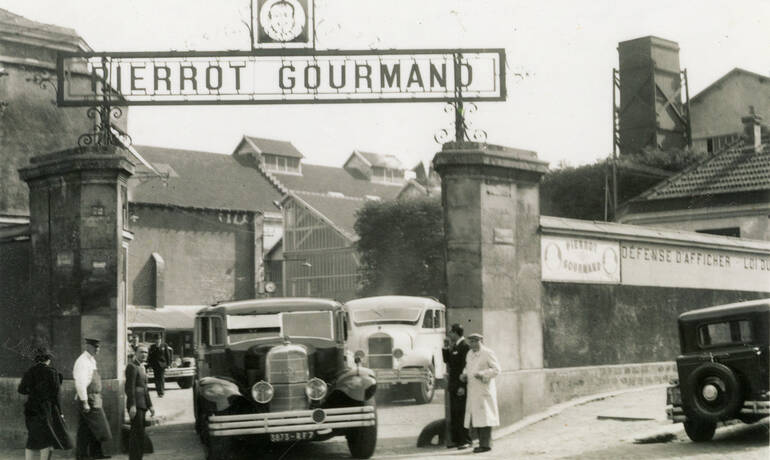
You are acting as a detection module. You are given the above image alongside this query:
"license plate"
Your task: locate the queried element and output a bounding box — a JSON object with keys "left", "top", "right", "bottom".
{"left": 269, "top": 432, "right": 315, "bottom": 442}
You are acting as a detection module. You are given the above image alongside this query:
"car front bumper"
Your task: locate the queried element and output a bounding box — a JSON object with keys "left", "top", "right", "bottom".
{"left": 208, "top": 406, "right": 376, "bottom": 437}
{"left": 374, "top": 368, "right": 429, "bottom": 386}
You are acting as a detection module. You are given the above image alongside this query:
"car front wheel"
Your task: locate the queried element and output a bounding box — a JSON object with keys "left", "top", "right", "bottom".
{"left": 683, "top": 419, "right": 717, "bottom": 442}
{"left": 412, "top": 366, "right": 435, "bottom": 404}
{"left": 346, "top": 399, "right": 377, "bottom": 459}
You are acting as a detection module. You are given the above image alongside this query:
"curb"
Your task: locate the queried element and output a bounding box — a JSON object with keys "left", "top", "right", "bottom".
{"left": 492, "top": 384, "right": 671, "bottom": 441}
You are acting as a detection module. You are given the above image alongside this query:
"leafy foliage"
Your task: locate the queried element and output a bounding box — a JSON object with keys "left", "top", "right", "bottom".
{"left": 354, "top": 197, "right": 445, "bottom": 302}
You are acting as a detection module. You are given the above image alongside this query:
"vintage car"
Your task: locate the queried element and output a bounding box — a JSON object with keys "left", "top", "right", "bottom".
{"left": 128, "top": 322, "right": 196, "bottom": 389}
{"left": 344, "top": 296, "right": 446, "bottom": 404}
{"left": 666, "top": 298, "right": 769, "bottom": 442}
{"left": 193, "top": 298, "right": 378, "bottom": 460}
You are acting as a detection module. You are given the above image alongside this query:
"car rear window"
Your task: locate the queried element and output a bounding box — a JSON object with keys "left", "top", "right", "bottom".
{"left": 698, "top": 319, "right": 753, "bottom": 347}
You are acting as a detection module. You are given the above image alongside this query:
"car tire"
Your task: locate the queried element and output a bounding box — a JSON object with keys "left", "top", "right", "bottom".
{"left": 683, "top": 362, "right": 743, "bottom": 422}
{"left": 346, "top": 399, "right": 378, "bottom": 459}
{"left": 178, "top": 376, "right": 194, "bottom": 389}
{"left": 683, "top": 419, "right": 717, "bottom": 442}
{"left": 413, "top": 365, "right": 435, "bottom": 404}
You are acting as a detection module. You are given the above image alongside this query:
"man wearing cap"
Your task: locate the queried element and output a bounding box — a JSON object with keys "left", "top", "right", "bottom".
{"left": 73, "top": 338, "right": 112, "bottom": 460}
{"left": 442, "top": 323, "right": 471, "bottom": 449}
{"left": 460, "top": 333, "right": 501, "bottom": 454}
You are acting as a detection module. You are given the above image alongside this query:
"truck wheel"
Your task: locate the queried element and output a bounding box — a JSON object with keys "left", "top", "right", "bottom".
{"left": 346, "top": 399, "right": 377, "bottom": 459}
{"left": 178, "top": 376, "right": 194, "bottom": 389}
{"left": 683, "top": 419, "right": 717, "bottom": 442}
{"left": 413, "top": 366, "right": 435, "bottom": 404}
{"left": 684, "top": 362, "right": 743, "bottom": 422}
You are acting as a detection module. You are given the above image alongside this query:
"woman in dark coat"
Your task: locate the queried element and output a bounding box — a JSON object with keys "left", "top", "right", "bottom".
{"left": 18, "top": 348, "right": 72, "bottom": 460}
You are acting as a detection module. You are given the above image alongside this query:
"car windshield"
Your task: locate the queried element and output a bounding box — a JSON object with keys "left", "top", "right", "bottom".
{"left": 226, "top": 311, "right": 334, "bottom": 343}
{"left": 350, "top": 306, "right": 422, "bottom": 325}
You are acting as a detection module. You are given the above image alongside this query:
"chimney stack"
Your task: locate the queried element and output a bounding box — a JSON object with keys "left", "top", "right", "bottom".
{"left": 741, "top": 106, "right": 763, "bottom": 152}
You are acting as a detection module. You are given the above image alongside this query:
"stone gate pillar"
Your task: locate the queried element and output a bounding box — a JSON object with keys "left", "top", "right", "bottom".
{"left": 433, "top": 141, "right": 548, "bottom": 426}
{"left": 19, "top": 145, "right": 135, "bottom": 452}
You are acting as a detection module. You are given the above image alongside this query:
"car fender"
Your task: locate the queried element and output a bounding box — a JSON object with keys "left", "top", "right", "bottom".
{"left": 335, "top": 366, "right": 377, "bottom": 402}
{"left": 197, "top": 376, "right": 242, "bottom": 411}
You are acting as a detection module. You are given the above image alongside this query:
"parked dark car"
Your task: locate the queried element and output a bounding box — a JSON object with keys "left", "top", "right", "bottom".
{"left": 193, "top": 298, "right": 378, "bottom": 459}
{"left": 666, "top": 299, "right": 769, "bottom": 441}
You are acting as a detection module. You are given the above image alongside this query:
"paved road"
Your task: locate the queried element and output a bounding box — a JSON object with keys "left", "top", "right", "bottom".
{"left": 1, "top": 386, "right": 766, "bottom": 459}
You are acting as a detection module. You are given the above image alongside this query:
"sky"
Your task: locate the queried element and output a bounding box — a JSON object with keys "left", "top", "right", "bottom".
{"left": 1, "top": 0, "right": 768, "bottom": 169}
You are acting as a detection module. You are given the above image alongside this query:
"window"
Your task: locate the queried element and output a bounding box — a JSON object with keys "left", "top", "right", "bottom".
{"left": 198, "top": 317, "right": 210, "bottom": 346}
{"left": 371, "top": 167, "right": 404, "bottom": 184}
{"left": 422, "top": 309, "right": 434, "bottom": 328}
{"left": 434, "top": 310, "right": 444, "bottom": 329}
{"left": 262, "top": 154, "right": 300, "bottom": 174}
{"left": 211, "top": 317, "right": 224, "bottom": 345}
{"left": 698, "top": 319, "right": 753, "bottom": 347}
{"left": 198, "top": 316, "right": 224, "bottom": 346}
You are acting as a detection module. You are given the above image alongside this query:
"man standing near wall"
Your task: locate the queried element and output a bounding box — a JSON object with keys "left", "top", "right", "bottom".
{"left": 147, "top": 337, "right": 173, "bottom": 398}
{"left": 73, "top": 338, "right": 113, "bottom": 460}
{"left": 442, "top": 323, "right": 471, "bottom": 449}
{"left": 125, "top": 345, "right": 154, "bottom": 460}
{"left": 461, "top": 333, "right": 501, "bottom": 454}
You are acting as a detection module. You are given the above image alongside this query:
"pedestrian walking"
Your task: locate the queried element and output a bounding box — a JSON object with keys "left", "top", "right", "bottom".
{"left": 441, "top": 323, "right": 471, "bottom": 449}
{"left": 147, "top": 337, "right": 173, "bottom": 398}
{"left": 73, "top": 338, "right": 113, "bottom": 460}
{"left": 18, "top": 348, "right": 72, "bottom": 460}
{"left": 125, "top": 345, "right": 155, "bottom": 460}
{"left": 460, "top": 333, "right": 501, "bottom": 454}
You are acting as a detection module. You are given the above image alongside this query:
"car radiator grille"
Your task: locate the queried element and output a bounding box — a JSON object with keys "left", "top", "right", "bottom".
{"left": 268, "top": 347, "right": 309, "bottom": 412}
{"left": 368, "top": 335, "right": 393, "bottom": 369}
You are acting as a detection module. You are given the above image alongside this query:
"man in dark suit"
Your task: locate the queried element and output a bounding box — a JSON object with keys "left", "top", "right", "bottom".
{"left": 125, "top": 345, "right": 154, "bottom": 460}
{"left": 147, "top": 337, "right": 173, "bottom": 398}
{"left": 441, "top": 323, "right": 471, "bottom": 449}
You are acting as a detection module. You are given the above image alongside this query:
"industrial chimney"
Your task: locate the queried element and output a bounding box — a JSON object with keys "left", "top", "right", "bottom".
{"left": 615, "top": 36, "right": 691, "bottom": 155}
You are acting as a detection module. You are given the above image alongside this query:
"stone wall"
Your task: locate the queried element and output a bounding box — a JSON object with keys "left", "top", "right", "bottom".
{"left": 0, "top": 240, "right": 32, "bottom": 377}
{"left": 127, "top": 204, "right": 259, "bottom": 307}
{"left": 542, "top": 283, "right": 769, "bottom": 368}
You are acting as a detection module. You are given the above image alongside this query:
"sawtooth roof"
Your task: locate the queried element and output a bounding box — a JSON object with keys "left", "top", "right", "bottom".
{"left": 274, "top": 163, "right": 403, "bottom": 200}
{"left": 628, "top": 137, "right": 770, "bottom": 202}
{"left": 290, "top": 191, "right": 368, "bottom": 241}
{"left": 130, "top": 146, "right": 282, "bottom": 212}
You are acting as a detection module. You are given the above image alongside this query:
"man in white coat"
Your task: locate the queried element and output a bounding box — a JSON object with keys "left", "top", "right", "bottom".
{"left": 460, "top": 333, "right": 501, "bottom": 453}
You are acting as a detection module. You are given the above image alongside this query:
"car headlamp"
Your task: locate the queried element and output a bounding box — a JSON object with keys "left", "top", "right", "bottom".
{"left": 392, "top": 348, "right": 404, "bottom": 359}
{"left": 251, "top": 380, "right": 274, "bottom": 404}
{"left": 354, "top": 350, "right": 365, "bottom": 360}
{"left": 305, "top": 377, "right": 328, "bottom": 401}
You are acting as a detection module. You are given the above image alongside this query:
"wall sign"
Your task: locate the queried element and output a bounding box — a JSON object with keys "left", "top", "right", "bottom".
{"left": 620, "top": 242, "right": 770, "bottom": 292}
{"left": 57, "top": 49, "right": 505, "bottom": 106}
{"left": 541, "top": 236, "right": 620, "bottom": 284}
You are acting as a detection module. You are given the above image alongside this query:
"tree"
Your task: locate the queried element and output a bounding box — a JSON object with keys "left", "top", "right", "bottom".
{"left": 354, "top": 197, "right": 445, "bottom": 302}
